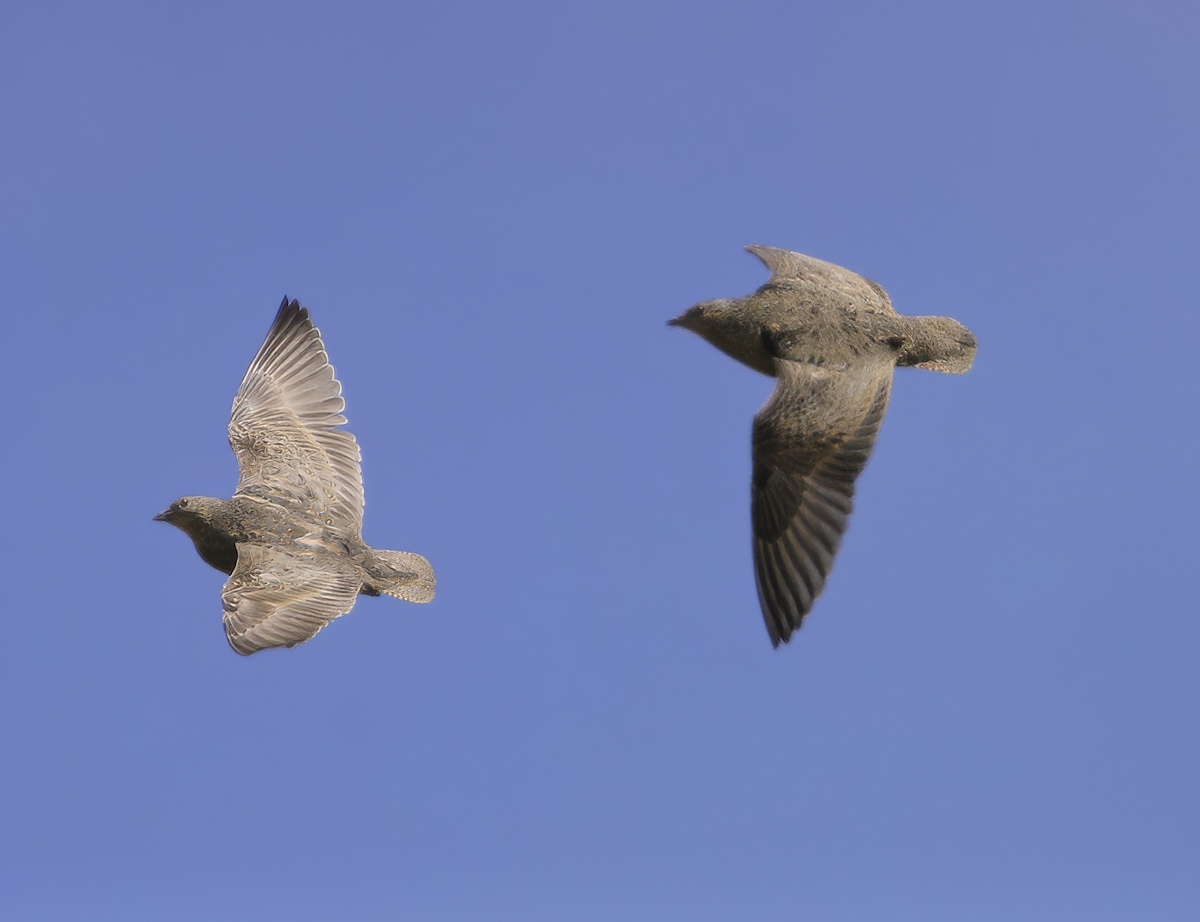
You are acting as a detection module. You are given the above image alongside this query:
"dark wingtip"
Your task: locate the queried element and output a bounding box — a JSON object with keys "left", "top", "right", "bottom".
{"left": 766, "top": 610, "right": 793, "bottom": 648}
{"left": 270, "top": 296, "right": 308, "bottom": 330}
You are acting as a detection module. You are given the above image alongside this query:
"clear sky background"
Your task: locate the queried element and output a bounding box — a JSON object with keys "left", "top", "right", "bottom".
{"left": 3, "top": 2, "right": 1198, "bottom": 919}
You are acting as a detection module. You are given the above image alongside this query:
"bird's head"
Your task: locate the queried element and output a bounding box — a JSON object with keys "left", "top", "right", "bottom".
{"left": 668, "top": 299, "right": 776, "bottom": 377}
{"left": 153, "top": 496, "right": 222, "bottom": 532}
{"left": 667, "top": 298, "right": 730, "bottom": 336}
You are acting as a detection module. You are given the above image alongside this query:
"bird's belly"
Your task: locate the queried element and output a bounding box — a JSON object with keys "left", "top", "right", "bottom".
{"left": 193, "top": 532, "right": 239, "bottom": 574}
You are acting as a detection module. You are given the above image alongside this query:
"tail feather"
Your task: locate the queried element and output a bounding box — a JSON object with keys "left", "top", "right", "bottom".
{"left": 363, "top": 549, "right": 436, "bottom": 603}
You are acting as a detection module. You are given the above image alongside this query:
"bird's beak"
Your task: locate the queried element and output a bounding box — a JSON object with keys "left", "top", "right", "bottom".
{"left": 668, "top": 304, "right": 702, "bottom": 329}
{"left": 153, "top": 508, "right": 172, "bottom": 523}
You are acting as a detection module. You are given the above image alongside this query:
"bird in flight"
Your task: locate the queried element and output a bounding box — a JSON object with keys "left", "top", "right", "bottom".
{"left": 155, "top": 298, "right": 434, "bottom": 655}
{"left": 669, "top": 246, "right": 976, "bottom": 646}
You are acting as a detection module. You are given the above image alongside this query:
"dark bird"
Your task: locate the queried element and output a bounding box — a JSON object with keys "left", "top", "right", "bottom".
{"left": 155, "top": 299, "right": 435, "bottom": 655}
{"left": 669, "top": 246, "right": 976, "bottom": 646}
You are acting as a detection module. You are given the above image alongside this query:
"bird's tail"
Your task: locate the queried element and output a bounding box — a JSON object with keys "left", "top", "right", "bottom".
{"left": 362, "top": 549, "right": 436, "bottom": 603}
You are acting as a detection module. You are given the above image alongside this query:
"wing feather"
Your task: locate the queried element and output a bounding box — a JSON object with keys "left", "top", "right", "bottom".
{"left": 229, "top": 299, "right": 365, "bottom": 535}
{"left": 751, "top": 361, "right": 893, "bottom": 645}
{"left": 221, "top": 543, "right": 362, "bottom": 655}
{"left": 744, "top": 245, "right": 894, "bottom": 314}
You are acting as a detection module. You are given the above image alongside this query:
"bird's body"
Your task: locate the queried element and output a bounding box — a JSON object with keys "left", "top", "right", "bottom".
{"left": 156, "top": 299, "right": 434, "bottom": 655}
{"left": 670, "top": 246, "right": 976, "bottom": 646}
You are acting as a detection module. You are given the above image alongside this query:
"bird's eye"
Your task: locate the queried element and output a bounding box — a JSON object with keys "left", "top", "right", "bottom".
{"left": 178, "top": 498, "right": 189, "bottom": 509}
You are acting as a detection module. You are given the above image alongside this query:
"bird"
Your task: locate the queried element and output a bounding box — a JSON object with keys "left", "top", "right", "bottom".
{"left": 669, "top": 246, "right": 976, "bottom": 646}
{"left": 155, "top": 298, "right": 435, "bottom": 655}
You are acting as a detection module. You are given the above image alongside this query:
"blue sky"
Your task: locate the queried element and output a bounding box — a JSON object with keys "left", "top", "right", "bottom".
{"left": 3, "top": 1, "right": 1198, "bottom": 919}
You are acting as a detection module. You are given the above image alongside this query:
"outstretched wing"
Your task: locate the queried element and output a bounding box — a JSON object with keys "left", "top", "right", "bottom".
{"left": 751, "top": 360, "right": 893, "bottom": 645}
{"left": 229, "top": 298, "right": 364, "bottom": 536}
{"left": 221, "top": 543, "right": 362, "bottom": 655}
{"left": 744, "top": 245, "right": 894, "bottom": 314}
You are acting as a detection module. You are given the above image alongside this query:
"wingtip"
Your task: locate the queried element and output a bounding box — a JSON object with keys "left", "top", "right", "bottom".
{"left": 269, "top": 296, "right": 308, "bottom": 330}
{"left": 743, "top": 244, "right": 807, "bottom": 280}
{"left": 744, "top": 244, "right": 782, "bottom": 262}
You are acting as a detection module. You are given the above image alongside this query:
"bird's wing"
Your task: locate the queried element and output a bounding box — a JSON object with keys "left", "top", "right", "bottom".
{"left": 229, "top": 299, "right": 364, "bottom": 535}
{"left": 751, "top": 359, "right": 893, "bottom": 645}
{"left": 221, "top": 543, "right": 362, "bottom": 655}
{"left": 744, "top": 245, "right": 894, "bottom": 313}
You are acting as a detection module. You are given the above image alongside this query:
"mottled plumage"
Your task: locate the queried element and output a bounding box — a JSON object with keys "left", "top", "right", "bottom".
{"left": 155, "top": 299, "right": 434, "bottom": 655}
{"left": 670, "top": 246, "right": 976, "bottom": 646}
